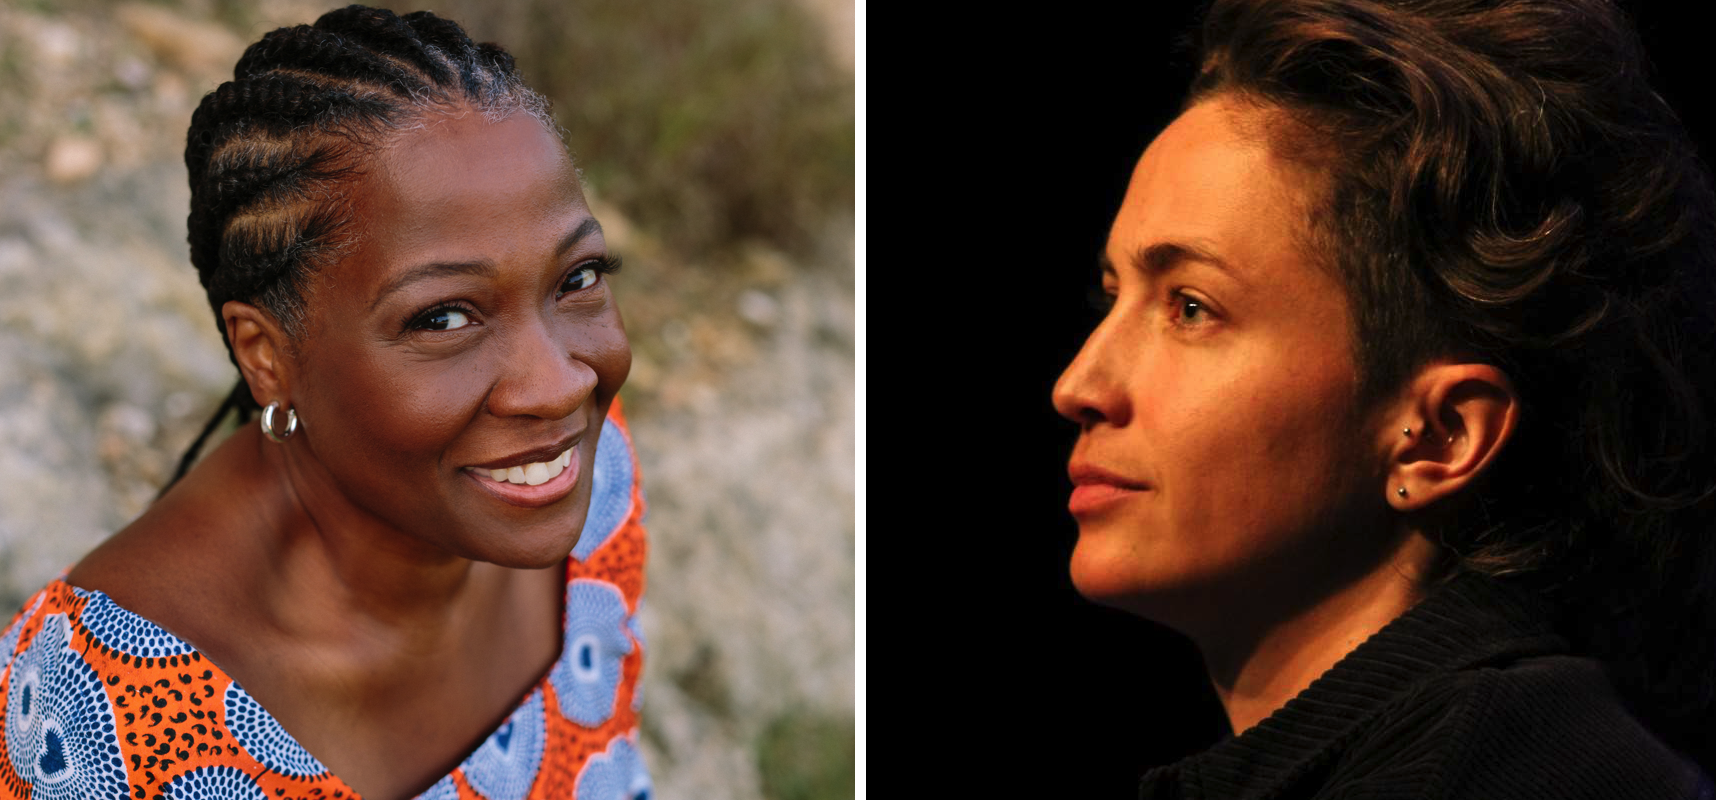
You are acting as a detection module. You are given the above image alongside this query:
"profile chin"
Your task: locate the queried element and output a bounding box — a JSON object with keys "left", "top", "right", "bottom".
{"left": 1067, "top": 538, "right": 1170, "bottom": 607}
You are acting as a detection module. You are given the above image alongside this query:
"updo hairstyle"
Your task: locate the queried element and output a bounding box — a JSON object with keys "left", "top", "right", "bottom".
{"left": 1184, "top": 0, "right": 1716, "bottom": 765}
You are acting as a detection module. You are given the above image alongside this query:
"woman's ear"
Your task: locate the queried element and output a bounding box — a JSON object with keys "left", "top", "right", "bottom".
{"left": 222, "top": 300, "right": 294, "bottom": 407}
{"left": 1384, "top": 363, "right": 1520, "bottom": 511}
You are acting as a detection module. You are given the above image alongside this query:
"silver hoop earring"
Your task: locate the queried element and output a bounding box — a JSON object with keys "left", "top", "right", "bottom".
{"left": 261, "top": 402, "right": 298, "bottom": 443}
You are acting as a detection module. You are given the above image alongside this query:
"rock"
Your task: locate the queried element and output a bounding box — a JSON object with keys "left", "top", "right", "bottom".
{"left": 737, "top": 289, "right": 781, "bottom": 327}
{"left": 32, "top": 22, "right": 81, "bottom": 68}
{"left": 116, "top": 3, "right": 244, "bottom": 77}
{"left": 115, "top": 58, "right": 152, "bottom": 92}
{"left": 43, "top": 137, "right": 103, "bottom": 184}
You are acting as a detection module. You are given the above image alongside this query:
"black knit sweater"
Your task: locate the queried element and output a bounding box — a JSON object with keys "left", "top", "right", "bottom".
{"left": 1137, "top": 569, "right": 1714, "bottom": 799}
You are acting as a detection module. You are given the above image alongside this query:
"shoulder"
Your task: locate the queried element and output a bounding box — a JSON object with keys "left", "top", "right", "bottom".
{"left": 1326, "top": 655, "right": 1712, "bottom": 799}
{"left": 0, "top": 580, "right": 152, "bottom": 799}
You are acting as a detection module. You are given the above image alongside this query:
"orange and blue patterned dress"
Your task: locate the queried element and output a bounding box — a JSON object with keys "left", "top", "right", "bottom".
{"left": 0, "top": 403, "right": 650, "bottom": 800}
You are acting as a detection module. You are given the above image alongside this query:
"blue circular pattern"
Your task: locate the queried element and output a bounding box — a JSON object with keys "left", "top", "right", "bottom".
{"left": 462, "top": 688, "right": 547, "bottom": 800}
{"left": 0, "top": 593, "right": 44, "bottom": 662}
{"left": 72, "top": 589, "right": 195, "bottom": 658}
{"left": 4, "top": 613, "right": 128, "bottom": 799}
{"left": 549, "top": 580, "right": 633, "bottom": 726}
{"left": 573, "top": 417, "right": 635, "bottom": 561}
{"left": 163, "top": 765, "right": 268, "bottom": 800}
{"left": 573, "top": 735, "right": 652, "bottom": 800}
{"left": 413, "top": 775, "right": 459, "bottom": 800}
{"left": 223, "top": 682, "right": 328, "bottom": 777}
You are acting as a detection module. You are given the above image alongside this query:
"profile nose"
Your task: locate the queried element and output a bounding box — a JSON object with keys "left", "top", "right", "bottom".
{"left": 486, "top": 317, "right": 597, "bottom": 420}
{"left": 1052, "top": 316, "right": 1130, "bottom": 429}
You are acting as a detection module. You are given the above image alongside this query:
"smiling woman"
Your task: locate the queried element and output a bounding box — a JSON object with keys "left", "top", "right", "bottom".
{"left": 0, "top": 6, "right": 648, "bottom": 800}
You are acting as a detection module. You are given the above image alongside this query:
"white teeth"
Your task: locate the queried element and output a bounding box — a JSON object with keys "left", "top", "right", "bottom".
{"left": 473, "top": 447, "right": 575, "bottom": 487}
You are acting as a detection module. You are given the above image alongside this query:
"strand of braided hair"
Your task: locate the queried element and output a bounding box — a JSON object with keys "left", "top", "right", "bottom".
{"left": 164, "top": 5, "right": 553, "bottom": 495}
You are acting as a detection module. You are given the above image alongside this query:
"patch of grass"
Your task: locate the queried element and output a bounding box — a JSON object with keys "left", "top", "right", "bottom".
{"left": 670, "top": 642, "right": 734, "bottom": 716}
{"left": 755, "top": 707, "right": 855, "bottom": 800}
{"left": 440, "top": 0, "right": 853, "bottom": 263}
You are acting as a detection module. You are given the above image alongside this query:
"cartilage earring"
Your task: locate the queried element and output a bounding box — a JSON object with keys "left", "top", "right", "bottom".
{"left": 1396, "top": 487, "right": 1408, "bottom": 498}
{"left": 261, "top": 401, "right": 299, "bottom": 443}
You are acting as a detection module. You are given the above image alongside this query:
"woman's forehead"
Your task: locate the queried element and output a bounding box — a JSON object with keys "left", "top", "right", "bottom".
{"left": 336, "top": 111, "right": 589, "bottom": 283}
{"left": 1110, "top": 97, "right": 1326, "bottom": 289}
{"left": 366, "top": 111, "right": 579, "bottom": 221}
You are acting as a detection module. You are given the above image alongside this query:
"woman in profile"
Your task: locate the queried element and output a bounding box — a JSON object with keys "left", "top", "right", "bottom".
{"left": 1054, "top": 0, "right": 1716, "bottom": 795}
{"left": 0, "top": 6, "right": 649, "bottom": 800}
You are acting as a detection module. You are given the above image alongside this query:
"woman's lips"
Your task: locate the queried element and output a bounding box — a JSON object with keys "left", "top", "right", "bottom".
{"left": 1067, "top": 461, "right": 1150, "bottom": 516}
{"left": 464, "top": 445, "right": 581, "bottom": 508}
{"left": 1068, "top": 482, "right": 1149, "bottom": 516}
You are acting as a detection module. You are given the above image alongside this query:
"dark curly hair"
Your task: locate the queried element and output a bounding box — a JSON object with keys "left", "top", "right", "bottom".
{"left": 1183, "top": 0, "right": 1716, "bottom": 766}
{"left": 166, "top": 5, "right": 553, "bottom": 490}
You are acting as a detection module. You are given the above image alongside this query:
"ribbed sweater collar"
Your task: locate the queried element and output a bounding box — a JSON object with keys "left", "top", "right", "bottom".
{"left": 1138, "top": 569, "right": 1570, "bottom": 800}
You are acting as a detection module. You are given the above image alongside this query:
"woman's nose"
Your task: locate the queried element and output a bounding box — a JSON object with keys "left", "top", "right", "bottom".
{"left": 1052, "top": 318, "right": 1130, "bottom": 429}
{"left": 486, "top": 318, "right": 597, "bottom": 420}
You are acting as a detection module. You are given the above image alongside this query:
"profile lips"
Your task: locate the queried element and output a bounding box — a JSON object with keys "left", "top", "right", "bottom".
{"left": 1067, "top": 461, "right": 1150, "bottom": 490}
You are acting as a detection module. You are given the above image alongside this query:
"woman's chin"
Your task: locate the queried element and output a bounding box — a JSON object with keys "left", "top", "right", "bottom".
{"left": 1067, "top": 538, "right": 1203, "bottom": 624}
{"left": 1069, "top": 539, "right": 1156, "bottom": 605}
{"left": 459, "top": 517, "right": 583, "bottom": 570}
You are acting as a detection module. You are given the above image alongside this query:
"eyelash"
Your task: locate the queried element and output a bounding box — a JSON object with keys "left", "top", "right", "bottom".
{"left": 405, "top": 255, "right": 625, "bottom": 333}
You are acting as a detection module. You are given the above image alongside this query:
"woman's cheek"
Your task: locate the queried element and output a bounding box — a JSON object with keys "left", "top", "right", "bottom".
{"left": 568, "top": 307, "right": 631, "bottom": 397}
{"left": 595, "top": 336, "right": 631, "bottom": 398}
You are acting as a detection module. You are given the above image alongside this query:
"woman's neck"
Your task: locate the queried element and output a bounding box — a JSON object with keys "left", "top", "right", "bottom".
{"left": 1197, "top": 530, "right": 1442, "bottom": 737}
{"left": 254, "top": 421, "right": 490, "bottom": 625}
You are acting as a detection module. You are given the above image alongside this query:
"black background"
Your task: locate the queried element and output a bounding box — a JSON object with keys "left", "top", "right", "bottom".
{"left": 897, "top": 2, "right": 1716, "bottom": 796}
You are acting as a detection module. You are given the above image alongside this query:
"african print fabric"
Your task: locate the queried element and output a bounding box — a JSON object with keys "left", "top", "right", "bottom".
{"left": 0, "top": 401, "right": 650, "bottom": 800}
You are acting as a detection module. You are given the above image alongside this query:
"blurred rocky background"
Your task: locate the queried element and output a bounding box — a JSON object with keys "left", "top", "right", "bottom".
{"left": 0, "top": 0, "right": 854, "bottom": 798}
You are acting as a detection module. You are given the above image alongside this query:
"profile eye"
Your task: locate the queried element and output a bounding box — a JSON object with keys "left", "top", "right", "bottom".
{"left": 1169, "top": 291, "right": 1215, "bottom": 328}
{"left": 421, "top": 307, "right": 472, "bottom": 331}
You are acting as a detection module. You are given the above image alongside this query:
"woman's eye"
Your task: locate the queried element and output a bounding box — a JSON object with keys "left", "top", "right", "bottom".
{"left": 419, "top": 307, "right": 472, "bottom": 331}
{"left": 1172, "top": 292, "right": 1213, "bottom": 326}
{"left": 561, "top": 266, "right": 600, "bottom": 295}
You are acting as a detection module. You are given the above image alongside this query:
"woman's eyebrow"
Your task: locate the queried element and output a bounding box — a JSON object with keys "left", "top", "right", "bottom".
{"left": 1097, "top": 239, "right": 1244, "bottom": 285}
{"left": 369, "top": 260, "right": 496, "bottom": 311}
{"left": 556, "top": 216, "right": 604, "bottom": 256}
{"left": 366, "top": 217, "right": 606, "bottom": 311}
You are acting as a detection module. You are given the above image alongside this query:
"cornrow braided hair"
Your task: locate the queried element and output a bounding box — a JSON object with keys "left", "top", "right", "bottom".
{"left": 165, "top": 5, "right": 554, "bottom": 493}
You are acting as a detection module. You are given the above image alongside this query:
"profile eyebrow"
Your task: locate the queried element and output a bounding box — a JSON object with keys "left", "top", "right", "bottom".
{"left": 367, "top": 217, "right": 605, "bottom": 311}
{"left": 1097, "top": 240, "right": 1242, "bottom": 284}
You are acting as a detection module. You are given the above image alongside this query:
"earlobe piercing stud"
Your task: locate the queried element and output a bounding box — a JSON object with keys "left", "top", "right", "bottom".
{"left": 1397, "top": 487, "right": 1408, "bottom": 498}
